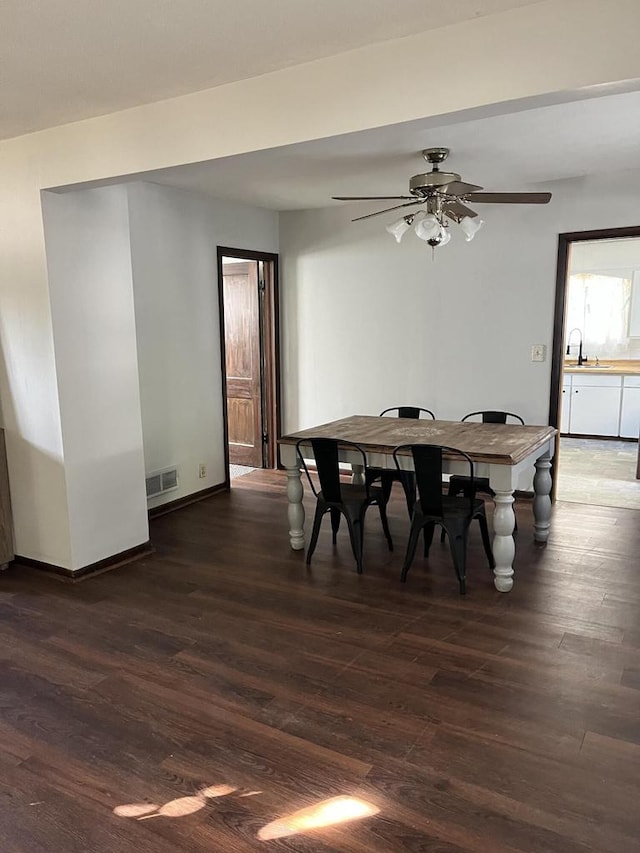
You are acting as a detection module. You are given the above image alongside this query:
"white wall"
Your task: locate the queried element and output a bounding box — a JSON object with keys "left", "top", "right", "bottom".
{"left": 41, "top": 186, "right": 149, "bottom": 569}
{"left": 127, "top": 182, "right": 278, "bottom": 507}
{"left": 279, "top": 170, "right": 640, "bottom": 433}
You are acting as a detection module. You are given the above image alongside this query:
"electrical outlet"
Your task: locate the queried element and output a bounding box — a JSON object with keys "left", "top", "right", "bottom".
{"left": 531, "top": 344, "right": 546, "bottom": 362}
{"left": 198, "top": 463, "right": 207, "bottom": 479}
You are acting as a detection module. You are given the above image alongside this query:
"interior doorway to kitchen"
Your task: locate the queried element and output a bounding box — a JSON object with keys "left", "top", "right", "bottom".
{"left": 217, "top": 248, "right": 280, "bottom": 486}
{"left": 549, "top": 228, "right": 640, "bottom": 509}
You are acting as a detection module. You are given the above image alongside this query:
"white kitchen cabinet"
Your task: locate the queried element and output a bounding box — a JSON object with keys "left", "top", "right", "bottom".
{"left": 561, "top": 372, "right": 640, "bottom": 437}
{"left": 567, "top": 374, "right": 622, "bottom": 436}
{"left": 560, "top": 378, "right": 572, "bottom": 434}
{"left": 620, "top": 377, "right": 640, "bottom": 438}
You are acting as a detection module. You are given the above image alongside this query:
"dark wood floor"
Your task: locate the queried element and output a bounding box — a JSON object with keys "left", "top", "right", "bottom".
{"left": 1, "top": 470, "right": 639, "bottom": 852}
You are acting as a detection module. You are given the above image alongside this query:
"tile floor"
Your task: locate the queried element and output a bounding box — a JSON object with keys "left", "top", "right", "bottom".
{"left": 229, "top": 463, "right": 257, "bottom": 481}
{"left": 556, "top": 436, "right": 640, "bottom": 509}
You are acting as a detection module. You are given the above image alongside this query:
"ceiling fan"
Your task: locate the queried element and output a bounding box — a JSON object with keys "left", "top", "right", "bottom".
{"left": 332, "top": 147, "right": 552, "bottom": 247}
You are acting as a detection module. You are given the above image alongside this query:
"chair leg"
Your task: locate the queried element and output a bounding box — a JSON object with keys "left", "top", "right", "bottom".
{"left": 423, "top": 522, "right": 435, "bottom": 557}
{"left": 476, "top": 513, "right": 495, "bottom": 569}
{"left": 399, "top": 472, "right": 416, "bottom": 516}
{"left": 377, "top": 502, "right": 394, "bottom": 551}
{"left": 306, "top": 503, "right": 325, "bottom": 566}
{"left": 344, "top": 514, "right": 364, "bottom": 574}
{"left": 400, "top": 520, "right": 423, "bottom": 582}
{"left": 442, "top": 482, "right": 475, "bottom": 544}
{"left": 379, "top": 471, "right": 395, "bottom": 505}
{"left": 441, "top": 480, "right": 457, "bottom": 543}
{"left": 330, "top": 508, "right": 341, "bottom": 544}
{"left": 444, "top": 520, "right": 469, "bottom": 595}
{"left": 365, "top": 468, "right": 379, "bottom": 488}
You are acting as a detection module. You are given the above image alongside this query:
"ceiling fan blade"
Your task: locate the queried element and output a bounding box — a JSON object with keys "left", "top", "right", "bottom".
{"left": 443, "top": 200, "right": 478, "bottom": 221}
{"left": 332, "top": 195, "right": 415, "bottom": 201}
{"left": 466, "top": 192, "right": 552, "bottom": 204}
{"left": 439, "top": 180, "right": 483, "bottom": 196}
{"left": 351, "top": 200, "right": 424, "bottom": 222}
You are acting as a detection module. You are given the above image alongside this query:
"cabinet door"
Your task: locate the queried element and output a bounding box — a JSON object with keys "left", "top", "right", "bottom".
{"left": 569, "top": 387, "right": 621, "bottom": 436}
{"left": 620, "top": 387, "right": 640, "bottom": 439}
{"left": 560, "top": 380, "right": 571, "bottom": 434}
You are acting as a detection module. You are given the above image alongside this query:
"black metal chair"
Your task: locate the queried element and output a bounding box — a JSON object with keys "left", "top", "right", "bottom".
{"left": 365, "top": 406, "right": 436, "bottom": 514}
{"left": 296, "top": 438, "right": 393, "bottom": 574}
{"left": 393, "top": 443, "right": 495, "bottom": 594}
{"left": 441, "top": 410, "right": 524, "bottom": 542}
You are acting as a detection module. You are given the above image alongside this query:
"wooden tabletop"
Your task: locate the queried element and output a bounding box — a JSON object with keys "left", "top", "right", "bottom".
{"left": 564, "top": 359, "right": 640, "bottom": 375}
{"left": 279, "top": 415, "right": 557, "bottom": 466}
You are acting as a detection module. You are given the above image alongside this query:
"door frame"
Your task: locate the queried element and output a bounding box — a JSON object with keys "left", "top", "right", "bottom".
{"left": 217, "top": 247, "right": 281, "bottom": 481}
{"left": 549, "top": 224, "right": 640, "bottom": 496}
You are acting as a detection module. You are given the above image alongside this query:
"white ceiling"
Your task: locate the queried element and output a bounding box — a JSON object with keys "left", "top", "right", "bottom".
{"left": 3, "top": 0, "right": 541, "bottom": 140}
{"left": 18, "top": 0, "right": 640, "bottom": 209}
{"left": 129, "top": 88, "right": 640, "bottom": 211}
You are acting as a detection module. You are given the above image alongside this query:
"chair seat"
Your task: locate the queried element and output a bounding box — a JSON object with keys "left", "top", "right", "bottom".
{"left": 366, "top": 465, "right": 391, "bottom": 479}
{"left": 446, "top": 473, "right": 518, "bottom": 533}
{"left": 365, "top": 467, "right": 416, "bottom": 514}
{"left": 416, "top": 495, "right": 486, "bottom": 521}
{"left": 448, "top": 473, "right": 493, "bottom": 496}
{"left": 442, "top": 495, "right": 486, "bottom": 516}
{"left": 318, "top": 483, "right": 385, "bottom": 507}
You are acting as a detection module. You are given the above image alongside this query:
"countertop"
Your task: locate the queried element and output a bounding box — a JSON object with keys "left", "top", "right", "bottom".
{"left": 563, "top": 359, "right": 640, "bottom": 376}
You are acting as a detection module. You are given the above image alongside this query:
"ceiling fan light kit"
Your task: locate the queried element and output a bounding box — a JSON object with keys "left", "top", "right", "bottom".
{"left": 385, "top": 216, "right": 412, "bottom": 243}
{"left": 333, "top": 147, "right": 551, "bottom": 250}
{"left": 460, "top": 215, "right": 484, "bottom": 241}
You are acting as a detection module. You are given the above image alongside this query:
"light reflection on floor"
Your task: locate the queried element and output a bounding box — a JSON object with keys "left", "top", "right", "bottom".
{"left": 258, "top": 796, "right": 380, "bottom": 840}
{"left": 113, "top": 784, "right": 239, "bottom": 820}
{"left": 114, "top": 785, "right": 379, "bottom": 840}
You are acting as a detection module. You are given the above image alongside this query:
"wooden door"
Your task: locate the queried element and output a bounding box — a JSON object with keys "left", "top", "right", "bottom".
{"left": 222, "top": 262, "right": 263, "bottom": 467}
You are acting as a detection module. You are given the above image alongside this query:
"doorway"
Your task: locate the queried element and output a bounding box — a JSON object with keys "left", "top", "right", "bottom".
{"left": 217, "top": 248, "right": 280, "bottom": 485}
{"left": 550, "top": 227, "right": 640, "bottom": 508}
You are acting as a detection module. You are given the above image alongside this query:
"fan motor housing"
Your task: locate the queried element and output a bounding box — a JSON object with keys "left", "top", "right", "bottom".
{"left": 409, "top": 171, "right": 461, "bottom": 195}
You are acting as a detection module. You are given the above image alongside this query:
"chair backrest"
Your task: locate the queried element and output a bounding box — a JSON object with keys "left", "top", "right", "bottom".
{"left": 393, "top": 444, "right": 475, "bottom": 516}
{"left": 379, "top": 406, "right": 436, "bottom": 420}
{"left": 461, "top": 410, "right": 525, "bottom": 425}
{"left": 296, "top": 438, "right": 368, "bottom": 503}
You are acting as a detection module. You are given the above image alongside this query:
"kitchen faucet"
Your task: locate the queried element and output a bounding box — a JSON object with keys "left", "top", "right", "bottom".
{"left": 566, "top": 327, "right": 587, "bottom": 366}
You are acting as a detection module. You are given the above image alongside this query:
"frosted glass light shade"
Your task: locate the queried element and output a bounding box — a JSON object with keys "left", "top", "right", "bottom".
{"left": 414, "top": 213, "right": 441, "bottom": 241}
{"left": 385, "top": 217, "right": 411, "bottom": 243}
{"left": 460, "top": 216, "right": 484, "bottom": 241}
{"left": 438, "top": 227, "right": 451, "bottom": 246}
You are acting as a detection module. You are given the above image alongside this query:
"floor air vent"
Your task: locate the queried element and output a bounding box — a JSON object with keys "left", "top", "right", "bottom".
{"left": 145, "top": 467, "right": 179, "bottom": 499}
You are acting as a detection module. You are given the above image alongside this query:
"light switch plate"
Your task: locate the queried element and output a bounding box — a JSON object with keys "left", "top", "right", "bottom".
{"left": 531, "top": 344, "right": 546, "bottom": 362}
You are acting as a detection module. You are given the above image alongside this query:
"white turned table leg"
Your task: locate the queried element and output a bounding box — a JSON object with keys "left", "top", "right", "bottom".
{"left": 351, "top": 463, "right": 365, "bottom": 486}
{"left": 285, "top": 464, "right": 305, "bottom": 550}
{"left": 492, "top": 490, "right": 515, "bottom": 593}
{"left": 533, "top": 453, "right": 553, "bottom": 544}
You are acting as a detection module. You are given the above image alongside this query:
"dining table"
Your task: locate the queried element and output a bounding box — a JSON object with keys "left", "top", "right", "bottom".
{"left": 278, "top": 415, "right": 557, "bottom": 592}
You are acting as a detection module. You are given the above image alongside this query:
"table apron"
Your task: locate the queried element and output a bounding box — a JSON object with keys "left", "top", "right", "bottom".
{"left": 286, "top": 439, "right": 555, "bottom": 492}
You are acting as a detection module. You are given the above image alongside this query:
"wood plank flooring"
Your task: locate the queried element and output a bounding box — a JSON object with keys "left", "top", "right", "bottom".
{"left": 0, "top": 469, "right": 639, "bottom": 852}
